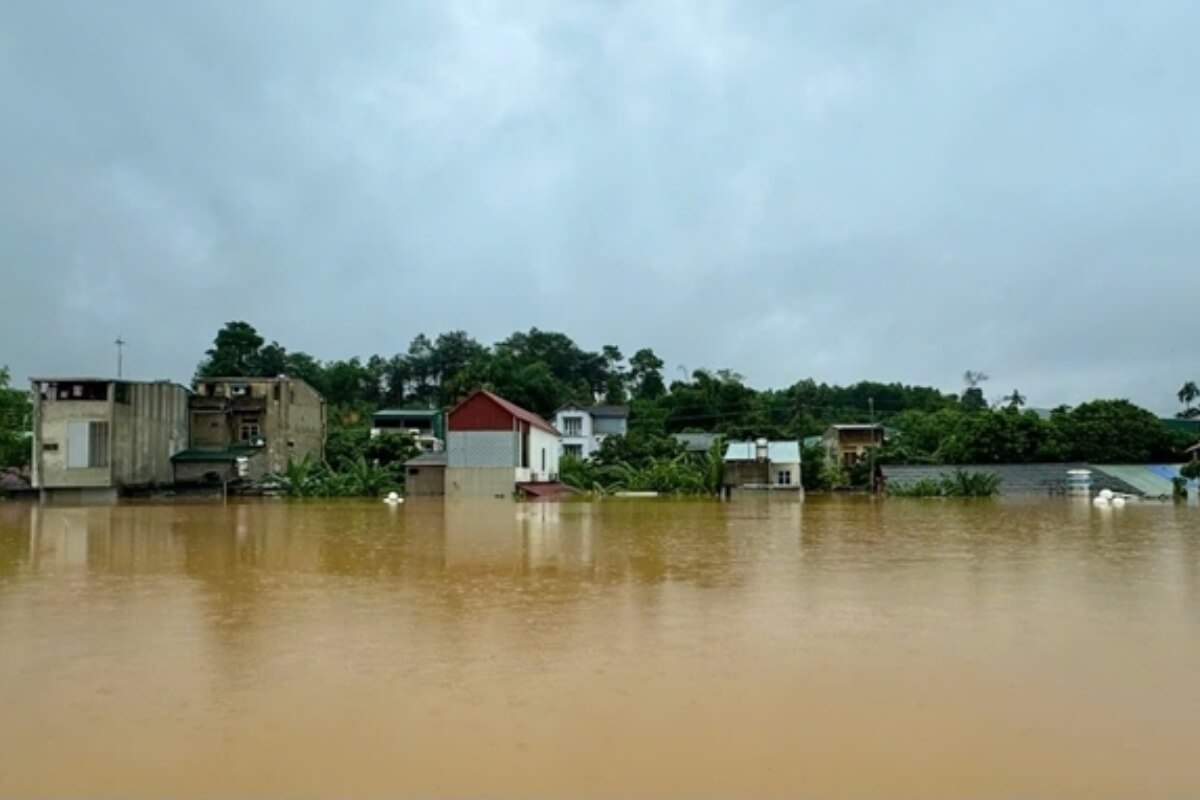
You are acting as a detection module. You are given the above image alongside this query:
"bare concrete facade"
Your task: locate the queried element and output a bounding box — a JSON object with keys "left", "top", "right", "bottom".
{"left": 181, "top": 377, "right": 326, "bottom": 482}
{"left": 31, "top": 379, "right": 189, "bottom": 502}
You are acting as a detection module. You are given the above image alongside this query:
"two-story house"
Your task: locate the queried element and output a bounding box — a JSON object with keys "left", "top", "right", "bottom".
{"left": 173, "top": 376, "right": 326, "bottom": 484}
{"left": 822, "top": 423, "right": 885, "bottom": 469}
{"left": 30, "top": 378, "right": 190, "bottom": 502}
{"left": 554, "top": 404, "right": 629, "bottom": 460}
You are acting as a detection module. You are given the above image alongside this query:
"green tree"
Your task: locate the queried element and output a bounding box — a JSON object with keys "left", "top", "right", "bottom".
{"left": 196, "top": 321, "right": 266, "bottom": 378}
{"left": 1003, "top": 388, "right": 1027, "bottom": 410}
{"left": 0, "top": 366, "right": 32, "bottom": 469}
{"left": 628, "top": 348, "right": 666, "bottom": 400}
{"left": 1178, "top": 381, "right": 1199, "bottom": 419}
{"left": 959, "top": 370, "right": 990, "bottom": 412}
{"left": 1052, "top": 399, "right": 1179, "bottom": 462}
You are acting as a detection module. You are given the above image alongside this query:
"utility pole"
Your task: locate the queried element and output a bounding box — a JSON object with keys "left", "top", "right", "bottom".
{"left": 869, "top": 397, "right": 877, "bottom": 495}
{"left": 114, "top": 336, "right": 126, "bottom": 379}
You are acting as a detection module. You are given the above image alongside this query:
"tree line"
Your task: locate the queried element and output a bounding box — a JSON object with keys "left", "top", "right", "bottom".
{"left": 193, "top": 321, "right": 1198, "bottom": 477}
{"left": 2, "top": 321, "right": 1196, "bottom": 478}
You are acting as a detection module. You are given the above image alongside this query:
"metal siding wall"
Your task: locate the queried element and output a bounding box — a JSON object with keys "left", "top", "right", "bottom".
{"left": 447, "top": 431, "right": 518, "bottom": 467}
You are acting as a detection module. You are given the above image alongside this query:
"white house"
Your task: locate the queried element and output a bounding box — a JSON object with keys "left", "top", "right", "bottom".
{"left": 722, "top": 439, "right": 803, "bottom": 493}
{"left": 555, "top": 404, "right": 629, "bottom": 459}
{"left": 444, "top": 390, "right": 562, "bottom": 497}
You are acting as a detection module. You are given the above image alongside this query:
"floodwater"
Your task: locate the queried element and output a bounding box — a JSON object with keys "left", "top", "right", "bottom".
{"left": 1, "top": 497, "right": 1198, "bottom": 798}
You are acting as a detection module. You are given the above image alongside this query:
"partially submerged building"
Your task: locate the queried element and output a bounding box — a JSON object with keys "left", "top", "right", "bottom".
{"left": 823, "top": 424, "right": 885, "bottom": 469}
{"left": 554, "top": 403, "right": 628, "bottom": 459}
{"left": 403, "top": 451, "right": 447, "bottom": 497}
{"left": 173, "top": 376, "right": 325, "bottom": 485}
{"left": 722, "top": 439, "right": 803, "bottom": 495}
{"left": 371, "top": 408, "right": 444, "bottom": 452}
{"left": 445, "top": 390, "right": 561, "bottom": 498}
{"left": 30, "top": 378, "right": 189, "bottom": 502}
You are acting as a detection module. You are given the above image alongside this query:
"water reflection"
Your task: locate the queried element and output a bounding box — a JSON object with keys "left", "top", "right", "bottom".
{"left": 1, "top": 496, "right": 1199, "bottom": 797}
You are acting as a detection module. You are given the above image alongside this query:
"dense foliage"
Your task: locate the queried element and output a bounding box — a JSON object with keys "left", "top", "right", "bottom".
{"left": 195, "top": 322, "right": 1196, "bottom": 486}
{"left": 0, "top": 366, "right": 31, "bottom": 469}
{"left": 560, "top": 436, "right": 723, "bottom": 496}
{"left": 267, "top": 431, "right": 418, "bottom": 498}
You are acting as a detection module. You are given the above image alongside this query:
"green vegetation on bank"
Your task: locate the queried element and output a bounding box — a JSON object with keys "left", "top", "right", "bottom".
{"left": 266, "top": 430, "right": 418, "bottom": 498}
{"left": 559, "top": 434, "right": 723, "bottom": 496}
{"left": 188, "top": 321, "right": 1199, "bottom": 496}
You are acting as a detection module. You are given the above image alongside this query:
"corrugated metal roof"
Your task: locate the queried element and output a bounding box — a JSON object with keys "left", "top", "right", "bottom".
{"left": 1089, "top": 465, "right": 1177, "bottom": 496}
{"left": 673, "top": 433, "right": 720, "bottom": 452}
{"left": 724, "top": 441, "right": 801, "bottom": 463}
{"left": 170, "top": 447, "right": 263, "bottom": 463}
{"left": 451, "top": 390, "right": 559, "bottom": 434}
{"left": 374, "top": 408, "right": 439, "bottom": 419}
{"left": 881, "top": 463, "right": 1144, "bottom": 496}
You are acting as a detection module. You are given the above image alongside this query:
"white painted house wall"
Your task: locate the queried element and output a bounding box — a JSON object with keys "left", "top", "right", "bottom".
{"left": 555, "top": 408, "right": 594, "bottom": 459}
{"left": 525, "top": 426, "right": 562, "bottom": 482}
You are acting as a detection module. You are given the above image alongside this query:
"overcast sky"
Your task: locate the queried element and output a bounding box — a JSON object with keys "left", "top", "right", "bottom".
{"left": 2, "top": 0, "right": 1197, "bottom": 412}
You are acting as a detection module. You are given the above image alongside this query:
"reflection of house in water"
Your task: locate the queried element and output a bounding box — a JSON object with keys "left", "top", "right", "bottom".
{"left": 27, "top": 505, "right": 191, "bottom": 572}
{"left": 441, "top": 500, "right": 595, "bottom": 574}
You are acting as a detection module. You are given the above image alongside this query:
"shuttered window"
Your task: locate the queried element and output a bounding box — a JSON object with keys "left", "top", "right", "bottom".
{"left": 66, "top": 421, "right": 110, "bottom": 469}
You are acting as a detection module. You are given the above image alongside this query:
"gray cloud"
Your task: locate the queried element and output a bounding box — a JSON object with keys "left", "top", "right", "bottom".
{"left": 2, "top": 0, "right": 1197, "bottom": 412}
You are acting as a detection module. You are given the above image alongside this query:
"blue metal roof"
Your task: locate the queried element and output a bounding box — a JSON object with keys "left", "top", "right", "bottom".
{"left": 724, "top": 441, "right": 801, "bottom": 463}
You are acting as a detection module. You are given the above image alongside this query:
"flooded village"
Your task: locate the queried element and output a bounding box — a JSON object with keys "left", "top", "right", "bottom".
{"left": 5, "top": 1, "right": 1200, "bottom": 794}
{"left": 3, "top": 329, "right": 1200, "bottom": 797}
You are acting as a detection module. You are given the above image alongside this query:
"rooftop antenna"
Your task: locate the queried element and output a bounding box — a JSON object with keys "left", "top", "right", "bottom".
{"left": 115, "top": 335, "right": 126, "bottom": 378}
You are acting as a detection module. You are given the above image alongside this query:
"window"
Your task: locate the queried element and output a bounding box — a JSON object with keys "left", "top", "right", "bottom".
{"left": 562, "top": 416, "right": 583, "bottom": 436}
{"left": 240, "top": 421, "right": 261, "bottom": 442}
{"left": 42, "top": 442, "right": 58, "bottom": 452}
{"left": 55, "top": 381, "right": 107, "bottom": 401}
{"left": 114, "top": 383, "right": 130, "bottom": 404}
{"left": 541, "top": 448, "right": 546, "bottom": 471}
{"left": 777, "top": 470, "right": 792, "bottom": 485}
{"left": 66, "top": 421, "right": 109, "bottom": 468}
{"left": 407, "top": 468, "right": 420, "bottom": 476}
{"left": 564, "top": 444, "right": 583, "bottom": 458}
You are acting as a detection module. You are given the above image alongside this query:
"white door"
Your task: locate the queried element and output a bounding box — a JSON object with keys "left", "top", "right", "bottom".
{"left": 67, "top": 421, "right": 90, "bottom": 468}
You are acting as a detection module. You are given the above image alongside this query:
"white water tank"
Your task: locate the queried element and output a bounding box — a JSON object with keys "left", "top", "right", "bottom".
{"left": 755, "top": 438, "right": 768, "bottom": 462}
{"left": 1066, "top": 469, "right": 1091, "bottom": 496}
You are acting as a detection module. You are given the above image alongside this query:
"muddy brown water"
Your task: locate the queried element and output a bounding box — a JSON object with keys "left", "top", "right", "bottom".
{"left": 1, "top": 496, "right": 1198, "bottom": 798}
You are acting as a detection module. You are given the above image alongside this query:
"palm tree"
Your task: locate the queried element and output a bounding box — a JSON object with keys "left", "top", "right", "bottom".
{"left": 1003, "top": 389, "right": 1026, "bottom": 410}
{"left": 1178, "top": 381, "right": 1199, "bottom": 418}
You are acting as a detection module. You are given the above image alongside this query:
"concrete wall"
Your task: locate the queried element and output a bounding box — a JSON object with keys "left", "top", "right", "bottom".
{"left": 111, "top": 383, "right": 189, "bottom": 487}
{"left": 405, "top": 465, "right": 445, "bottom": 496}
{"left": 528, "top": 426, "right": 561, "bottom": 480}
{"left": 280, "top": 379, "right": 325, "bottom": 469}
{"left": 724, "top": 459, "right": 802, "bottom": 488}
{"left": 188, "top": 378, "right": 325, "bottom": 476}
{"left": 33, "top": 398, "right": 112, "bottom": 489}
{"left": 445, "top": 467, "right": 517, "bottom": 498}
{"left": 447, "top": 431, "right": 518, "bottom": 467}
